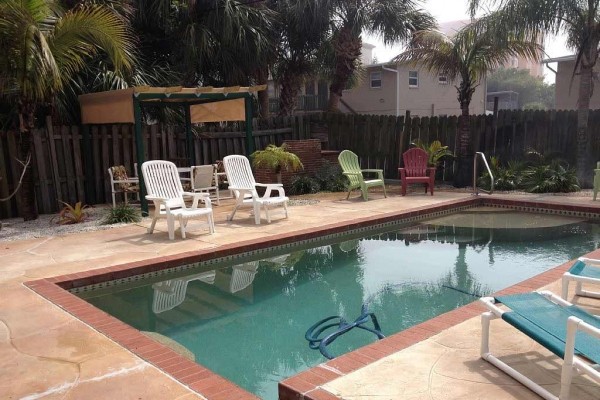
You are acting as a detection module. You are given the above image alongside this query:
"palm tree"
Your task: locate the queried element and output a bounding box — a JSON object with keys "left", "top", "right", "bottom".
{"left": 394, "top": 25, "right": 540, "bottom": 187}
{"left": 180, "top": 0, "right": 276, "bottom": 88}
{"left": 326, "top": 0, "right": 435, "bottom": 112}
{"left": 270, "top": 0, "right": 331, "bottom": 116}
{"left": 0, "top": 0, "right": 134, "bottom": 220}
{"left": 468, "top": 0, "right": 600, "bottom": 186}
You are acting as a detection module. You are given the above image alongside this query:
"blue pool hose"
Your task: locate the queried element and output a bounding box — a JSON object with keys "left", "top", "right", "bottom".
{"left": 305, "top": 305, "right": 385, "bottom": 359}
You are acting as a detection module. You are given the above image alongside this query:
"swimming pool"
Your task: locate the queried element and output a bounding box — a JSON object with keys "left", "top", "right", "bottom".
{"left": 79, "top": 207, "right": 600, "bottom": 399}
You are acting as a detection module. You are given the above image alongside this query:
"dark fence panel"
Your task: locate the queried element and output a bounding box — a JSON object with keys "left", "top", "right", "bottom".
{"left": 1, "top": 109, "right": 596, "bottom": 218}
{"left": 0, "top": 116, "right": 310, "bottom": 217}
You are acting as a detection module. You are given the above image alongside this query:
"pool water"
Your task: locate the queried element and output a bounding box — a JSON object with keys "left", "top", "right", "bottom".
{"left": 83, "top": 209, "right": 600, "bottom": 399}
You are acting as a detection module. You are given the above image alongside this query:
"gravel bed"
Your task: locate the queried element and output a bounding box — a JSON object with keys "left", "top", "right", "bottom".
{"left": 0, "top": 205, "right": 138, "bottom": 242}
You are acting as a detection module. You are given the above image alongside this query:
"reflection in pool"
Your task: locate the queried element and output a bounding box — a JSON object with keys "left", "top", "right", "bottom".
{"left": 82, "top": 209, "right": 600, "bottom": 399}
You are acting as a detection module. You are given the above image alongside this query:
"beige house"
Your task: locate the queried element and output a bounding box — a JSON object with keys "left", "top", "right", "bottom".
{"left": 544, "top": 55, "right": 600, "bottom": 110}
{"left": 340, "top": 59, "right": 487, "bottom": 117}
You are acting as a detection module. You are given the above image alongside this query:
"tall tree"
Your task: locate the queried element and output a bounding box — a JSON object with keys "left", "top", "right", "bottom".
{"left": 0, "top": 0, "right": 134, "bottom": 220}
{"left": 180, "top": 0, "right": 276, "bottom": 88}
{"left": 270, "top": 0, "right": 331, "bottom": 116}
{"left": 394, "top": 25, "right": 540, "bottom": 187}
{"left": 469, "top": 0, "right": 599, "bottom": 186}
{"left": 327, "top": 0, "right": 435, "bottom": 112}
{"left": 487, "top": 67, "right": 554, "bottom": 110}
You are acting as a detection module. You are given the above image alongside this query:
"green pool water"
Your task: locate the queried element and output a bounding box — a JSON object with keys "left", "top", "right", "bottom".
{"left": 82, "top": 209, "right": 600, "bottom": 399}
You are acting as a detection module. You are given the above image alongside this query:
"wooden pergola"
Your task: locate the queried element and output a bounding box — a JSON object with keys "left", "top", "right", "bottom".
{"left": 79, "top": 85, "right": 266, "bottom": 214}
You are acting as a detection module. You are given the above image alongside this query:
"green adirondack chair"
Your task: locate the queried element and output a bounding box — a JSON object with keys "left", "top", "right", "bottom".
{"left": 338, "top": 150, "right": 387, "bottom": 201}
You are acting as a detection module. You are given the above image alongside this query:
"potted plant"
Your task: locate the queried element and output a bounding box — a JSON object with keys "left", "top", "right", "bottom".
{"left": 251, "top": 144, "right": 304, "bottom": 184}
{"left": 411, "top": 139, "right": 454, "bottom": 167}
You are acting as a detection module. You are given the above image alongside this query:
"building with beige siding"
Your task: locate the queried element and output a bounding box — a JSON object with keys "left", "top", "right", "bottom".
{"left": 544, "top": 55, "right": 600, "bottom": 110}
{"left": 340, "top": 62, "right": 487, "bottom": 117}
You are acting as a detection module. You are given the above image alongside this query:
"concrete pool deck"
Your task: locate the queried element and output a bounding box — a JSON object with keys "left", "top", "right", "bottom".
{"left": 2, "top": 188, "right": 600, "bottom": 399}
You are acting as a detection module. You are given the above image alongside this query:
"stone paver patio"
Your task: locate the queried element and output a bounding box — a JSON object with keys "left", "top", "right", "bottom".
{"left": 2, "top": 188, "right": 600, "bottom": 399}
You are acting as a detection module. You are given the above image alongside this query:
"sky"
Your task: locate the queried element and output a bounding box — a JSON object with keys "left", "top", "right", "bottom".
{"left": 363, "top": 0, "right": 570, "bottom": 83}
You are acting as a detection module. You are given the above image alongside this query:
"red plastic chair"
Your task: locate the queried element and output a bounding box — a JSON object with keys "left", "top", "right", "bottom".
{"left": 398, "top": 148, "right": 436, "bottom": 196}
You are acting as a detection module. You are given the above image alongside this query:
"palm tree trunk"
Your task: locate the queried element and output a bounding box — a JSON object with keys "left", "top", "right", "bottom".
{"left": 256, "top": 66, "right": 270, "bottom": 119}
{"left": 18, "top": 101, "right": 38, "bottom": 221}
{"left": 327, "top": 25, "right": 362, "bottom": 112}
{"left": 454, "top": 81, "right": 475, "bottom": 188}
{"left": 278, "top": 66, "right": 303, "bottom": 116}
{"left": 576, "top": 47, "right": 597, "bottom": 187}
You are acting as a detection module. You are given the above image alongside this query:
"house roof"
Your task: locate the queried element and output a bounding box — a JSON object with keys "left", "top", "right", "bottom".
{"left": 542, "top": 55, "right": 576, "bottom": 63}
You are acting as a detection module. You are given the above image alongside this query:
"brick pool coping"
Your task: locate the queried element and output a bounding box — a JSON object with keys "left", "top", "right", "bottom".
{"left": 23, "top": 197, "right": 600, "bottom": 400}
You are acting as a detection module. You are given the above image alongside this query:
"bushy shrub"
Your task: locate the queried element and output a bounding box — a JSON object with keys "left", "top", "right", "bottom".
{"left": 521, "top": 160, "right": 580, "bottom": 193}
{"left": 103, "top": 204, "right": 142, "bottom": 225}
{"left": 314, "top": 161, "right": 347, "bottom": 192}
{"left": 477, "top": 151, "right": 579, "bottom": 194}
{"left": 478, "top": 158, "right": 525, "bottom": 191}
{"left": 289, "top": 175, "right": 320, "bottom": 195}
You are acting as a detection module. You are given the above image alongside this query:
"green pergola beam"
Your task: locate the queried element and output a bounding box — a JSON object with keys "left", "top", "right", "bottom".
{"left": 133, "top": 98, "right": 148, "bottom": 216}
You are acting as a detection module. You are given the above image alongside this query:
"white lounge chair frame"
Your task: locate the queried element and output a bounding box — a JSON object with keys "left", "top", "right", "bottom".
{"left": 562, "top": 257, "right": 600, "bottom": 299}
{"left": 142, "top": 160, "right": 215, "bottom": 240}
{"left": 191, "top": 165, "right": 220, "bottom": 205}
{"left": 480, "top": 290, "right": 600, "bottom": 400}
{"left": 223, "top": 155, "right": 289, "bottom": 225}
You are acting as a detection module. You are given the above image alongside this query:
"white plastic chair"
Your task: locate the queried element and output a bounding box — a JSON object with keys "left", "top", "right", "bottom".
{"left": 142, "top": 160, "right": 215, "bottom": 240}
{"left": 223, "top": 155, "right": 289, "bottom": 225}
{"left": 108, "top": 165, "right": 139, "bottom": 207}
{"left": 191, "top": 165, "right": 220, "bottom": 205}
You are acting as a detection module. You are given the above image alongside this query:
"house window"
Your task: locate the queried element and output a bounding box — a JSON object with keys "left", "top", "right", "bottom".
{"left": 438, "top": 75, "right": 448, "bottom": 85}
{"left": 370, "top": 71, "right": 382, "bottom": 88}
{"left": 409, "top": 71, "right": 419, "bottom": 88}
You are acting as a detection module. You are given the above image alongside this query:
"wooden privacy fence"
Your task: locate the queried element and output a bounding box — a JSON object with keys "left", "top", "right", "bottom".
{"left": 1, "top": 109, "right": 597, "bottom": 218}
{"left": 323, "top": 109, "right": 600, "bottom": 181}
{"left": 0, "top": 116, "right": 309, "bottom": 218}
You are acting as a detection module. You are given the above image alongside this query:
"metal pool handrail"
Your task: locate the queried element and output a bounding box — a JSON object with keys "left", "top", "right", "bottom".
{"left": 473, "top": 152, "right": 494, "bottom": 195}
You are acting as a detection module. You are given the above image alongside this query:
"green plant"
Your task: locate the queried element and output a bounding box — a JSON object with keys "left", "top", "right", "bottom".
{"left": 314, "top": 161, "right": 347, "bottom": 192}
{"left": 103, "top": 204, "right": 142, "bottom": 225}
{"left": 411, "top": 139, "right": 454, "bottom": 167}
{"left": 478, "top": 157, "right": 526, "bottom": 191}
{"left": 251, "top": 144, "right": 304, "bottom": 183}
{"left": 521, "top": 160, "right": 580, "bottom": 193}
{"left": 54, "top": 201, "right": 90, "bottom": 225}
{"left": 289, "top": 175, "right": 320, "bottom": 195}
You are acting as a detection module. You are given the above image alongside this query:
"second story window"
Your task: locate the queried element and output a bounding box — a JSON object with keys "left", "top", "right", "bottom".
{"left": 438, "top": 75, "right": 448, "bottom": 85}
{"left": 409, "top": 71, "right": 419, "bottom": 88}
{"left": 370, "top": 71, "right": 382, "bottom": 88}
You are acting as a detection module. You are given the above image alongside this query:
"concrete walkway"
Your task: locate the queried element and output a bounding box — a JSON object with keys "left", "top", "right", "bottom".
{"left": 1, "top": 189, "right": 599, "bottom": 399}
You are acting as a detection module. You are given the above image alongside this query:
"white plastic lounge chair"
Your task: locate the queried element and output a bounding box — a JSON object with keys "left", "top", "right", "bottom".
{"left": 223, "top": 155, "right": 289, "bottom": 225}
{"left": 108, "top": 165, "right": 139, "bottom": 207}
{"left": 562, "top": 257, "right": 600, "bottom": 299}
{"left": 191, "top": 165, "right": 220, "bottom": 205}
{"left": 229, "top": 261, "right": 259, "bottom": 293}
{"left": 480, "top": 290, "right": 600, "bottom": 400}
{"left": 142, "top": 160, "right": 215, "bottom": 240}
{"left": 152, "top": 271, "right": 216, "bottom": 313}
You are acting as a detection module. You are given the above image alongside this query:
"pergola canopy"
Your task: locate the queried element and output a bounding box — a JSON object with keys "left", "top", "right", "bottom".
{"left": 78, "top": 85, "right": 266, "bottom": 215}
{"left": 79, "top": 85, "right": 266, "bottom": 124}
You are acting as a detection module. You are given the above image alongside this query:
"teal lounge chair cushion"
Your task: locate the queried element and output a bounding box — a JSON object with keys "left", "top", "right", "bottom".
{"left": 496, "top": 292, "right": 600, "bottom": 365}
{"left": 568, "top": 259, "right": 600, "bottom": 280}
